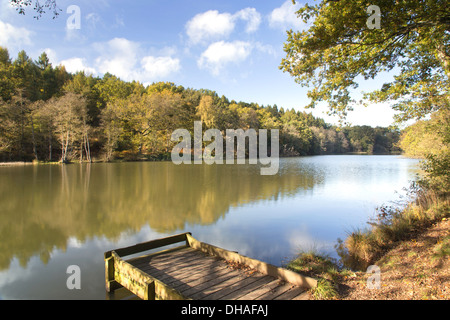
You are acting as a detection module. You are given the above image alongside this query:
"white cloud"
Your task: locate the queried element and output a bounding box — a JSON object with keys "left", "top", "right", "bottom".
{"left": 234, "top": 8, "right": 261, "bottom": 33}
{"left": 93, "top": 38, "right": 180, "bottom": 83}
{"left": 0, "top": 19, "right": 33, "bottom": 49}
{"left": 59, "top": 57, "right": 96, "bottom": 75}
{"left": 94, "top": 37, "right": 139, "bottom": 79}
{"left": 46, "top": 38, "right": 180, "bottom": 83}
{"left": 186, "top": 10, "right": 235, "bottom": 44}
{"left": 185, "top": 8, "right": 261, "bottom": 44}
{"left": 268, "top": 0, "right": 304, "bottom": 31}
{"left": 141, "top": 56, "right": 181, "bottom": 79}
{"left": 198, "top": 41, "right": 252, "bottom": 76}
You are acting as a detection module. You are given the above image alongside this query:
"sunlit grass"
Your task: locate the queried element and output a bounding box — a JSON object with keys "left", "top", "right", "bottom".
{"left": 337, "top": 188, "right": 449, "bottom": 270}
{"left": 286, "top": 250, "right": 354, "bottom": 300}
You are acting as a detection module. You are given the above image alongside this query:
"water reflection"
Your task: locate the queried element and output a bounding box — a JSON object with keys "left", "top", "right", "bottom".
{"left": 0, "top": 156, "right": 420, "bottom": 299}
{"left": 0, "top": 159, "right": 324, "bottom": 271}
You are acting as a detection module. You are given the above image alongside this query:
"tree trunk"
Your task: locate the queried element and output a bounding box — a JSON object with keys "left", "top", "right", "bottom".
{"left": 48, "top": 133, "right": 52, "bottom": 161}
{"left": 61, "top": 131, "right": 70, "bottom": 163}
{"left": 30, "top": 113, "right": 38, "bottom": 161}
{"left": 84, "top": 132, "right": 91, "bottom": 162}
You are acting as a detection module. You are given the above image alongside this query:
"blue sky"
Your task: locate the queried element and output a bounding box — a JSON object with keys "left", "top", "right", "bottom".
{"left": 0, "top": 0, "right": 400, "bottom": 127}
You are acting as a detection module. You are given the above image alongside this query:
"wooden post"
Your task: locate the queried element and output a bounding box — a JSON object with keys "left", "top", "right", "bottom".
{"left": 104, "top": 251, "right": 122, "bottom": 293}
{"left": 144, "top": 281, "right": 156, "bottom": 300}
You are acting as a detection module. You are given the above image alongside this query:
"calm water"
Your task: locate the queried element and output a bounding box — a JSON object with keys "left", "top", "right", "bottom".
{"left": 0, "top": 155, "right": 419, "bottom": 299}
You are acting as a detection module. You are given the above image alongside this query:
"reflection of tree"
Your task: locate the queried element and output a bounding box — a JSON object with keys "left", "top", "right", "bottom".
{"left": 0, "top": 160, "right": 323, "bottom": 269}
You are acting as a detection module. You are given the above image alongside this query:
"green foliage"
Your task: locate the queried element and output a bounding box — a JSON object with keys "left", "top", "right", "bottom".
{"left": 312, "top": 278, "right": 338, "bottom": 300}
{"left": 400, "top": 107, "right": 450, "bottom": 194}
{"left": 280, "top": 0, "right": 449, "bottom": 122}
{"left": 286, "top": 250, "right": 353, "bottom": 299}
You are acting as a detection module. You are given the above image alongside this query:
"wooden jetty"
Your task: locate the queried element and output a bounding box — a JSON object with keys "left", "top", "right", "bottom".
{"left": 104, "top": 232, "right": 317, "bottom": 300}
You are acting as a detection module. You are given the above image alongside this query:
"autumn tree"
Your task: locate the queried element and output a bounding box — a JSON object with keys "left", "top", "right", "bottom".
{"left": 196, "top": 95, "right": 221, "bottom": 130}
{"left": 99, "top": 103, "right": 122, "bottom": 162}
{"left": 105, "top": 89, "right": 184, "bottom": 156}
{"left": 42, "top": 93, "right": 89, "bottom": 163}
{"left": 280, "top": 0, "right": 449, "bottom": 122}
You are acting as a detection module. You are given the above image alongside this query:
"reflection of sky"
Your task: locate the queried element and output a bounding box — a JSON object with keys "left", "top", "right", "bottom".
{"left": 0, "top": 155, "right": 420, "bottom": 299}
{"left": 179, "top": 156, "right": 420, "bottom": 267}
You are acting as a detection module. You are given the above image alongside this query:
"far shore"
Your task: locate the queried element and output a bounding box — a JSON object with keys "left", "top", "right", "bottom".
{"left": 0, "top": 161, "right": 35, "bottom": 166}
{"left": 0, "top": 152, "right": 410, "bottom": 167}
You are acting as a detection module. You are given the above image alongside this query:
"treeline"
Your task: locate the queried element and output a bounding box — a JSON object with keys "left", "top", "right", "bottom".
{"left": 0, "top": 47, "right": 401, "bottom": 162}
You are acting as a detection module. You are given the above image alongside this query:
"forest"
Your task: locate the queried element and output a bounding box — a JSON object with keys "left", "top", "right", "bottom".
{"left": 0, "top": 47, "right": 402, "bottom": 163}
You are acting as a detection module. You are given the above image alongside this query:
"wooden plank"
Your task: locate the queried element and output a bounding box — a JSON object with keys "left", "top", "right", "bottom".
{"left": 162, "top": 263, "right": 230, "bottom": 287}
{"left": 154, "top": 279, "right": 190, "bottom": 300}
{"left": 201, "top": 274, "right": 270, "bottom": 300}
{"left": 236, "top": 279, "right": 282, "bottom": 300}
{"left": 174, "top": 268, "right": 240, "bottom": 293}
{"left": 177, "top": 269, "right": 244, "bottom": 297}
{"left": 167, "top": 266, "right": 230, "bottom": 286}
{"left": 134, "top": 252, "right": 217, "bottom": 279}
{"left": 134, "top": 246, "right": 199, "bottom": 263}
{"left": 186, "top": 234, "right": 317, "bottom": 289}
{"left": 143, "top": 258, "right": 225, "bottom": 283}
{"left": 255, "top": 282, "right": 295, "bottom": 300}
{"left": 188, "top": 273, "right": 250, "bottom": 300}
{"left": 218, "top": 275, "right": 275, "bottom": 300}
{"left": 132, "top": 250, "right": 205, "bottom": 271}
{"left": 126, "top": 245, "right": 194, "bottom": 265}
{"left": 113, "top": 232, "right": 191, "bottom": 257}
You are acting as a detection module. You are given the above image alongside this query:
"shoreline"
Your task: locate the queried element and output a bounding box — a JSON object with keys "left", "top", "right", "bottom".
{"left": 0, "top": 152, "right": 410, "bottom": 167}
{"left": 0, "top": 161, "right": 36, "bottom": 166}
{"left": 286, "top": 189, "right": 449, "bottom": 300}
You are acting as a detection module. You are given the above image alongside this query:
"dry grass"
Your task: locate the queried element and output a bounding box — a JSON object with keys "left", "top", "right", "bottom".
{"left": 339, "top": 218, "right": 450, "bottom": 300}
{"left": 288, "top": 188, "right": 449, "bottom": 300}
{"left": 337, "top": 190, "right": 449, "bottom": 270}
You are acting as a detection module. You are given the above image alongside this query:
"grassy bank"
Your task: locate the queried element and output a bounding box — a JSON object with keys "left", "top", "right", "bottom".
{"left": 286, "top": 187, "right": 450, "bottom": 300}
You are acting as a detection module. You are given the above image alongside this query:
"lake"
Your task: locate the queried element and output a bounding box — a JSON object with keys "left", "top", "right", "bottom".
{"left": 0, "top": 155, "right": 419, "bottom": 299}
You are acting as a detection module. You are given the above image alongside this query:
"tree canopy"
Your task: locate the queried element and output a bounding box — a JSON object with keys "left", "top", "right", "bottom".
{"left": 280, "top": 0, "right": 449, "bottom": 122}
{"left": 281, "top": 0, "right": 449, "bottom": 195}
